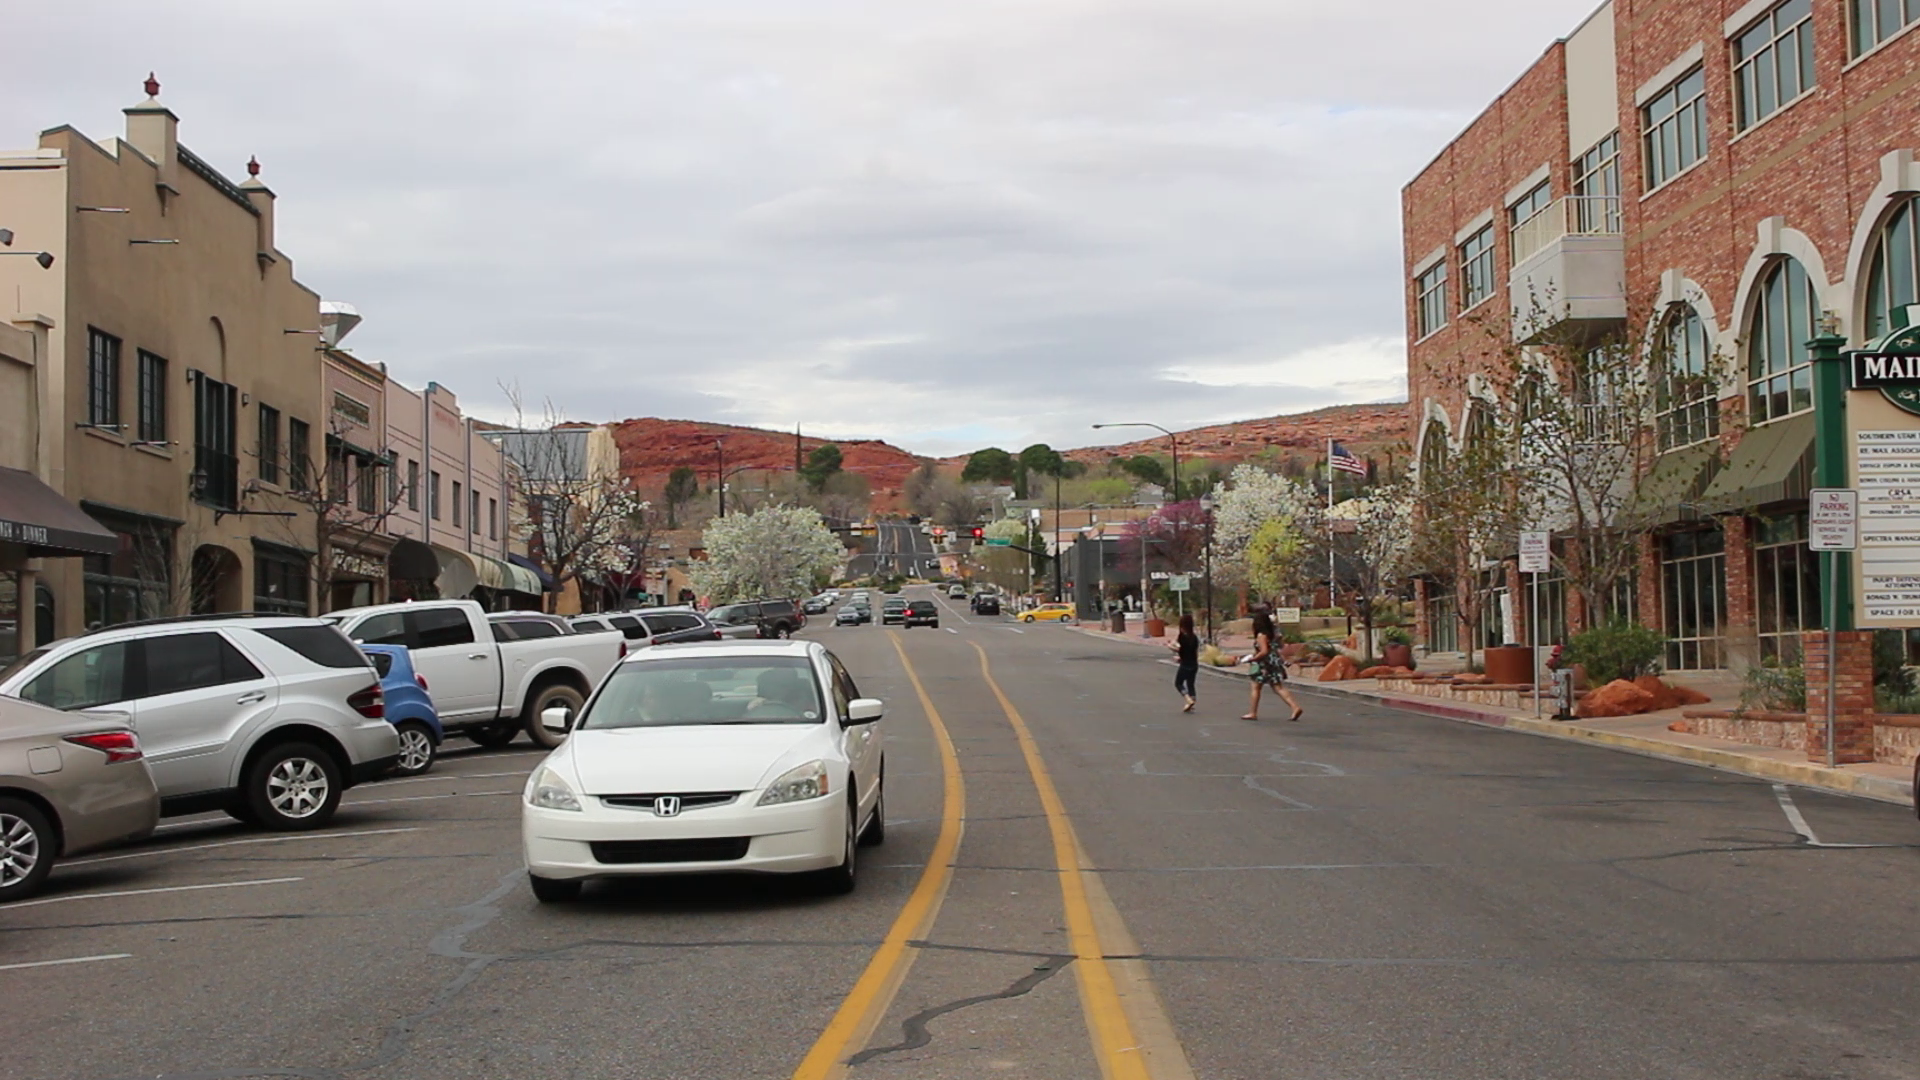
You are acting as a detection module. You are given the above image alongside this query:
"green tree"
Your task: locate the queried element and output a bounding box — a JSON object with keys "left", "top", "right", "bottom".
{"left": 800, "top": 443, "right": 843, "bottom": 492}
{"left": 1246, "top": 518, "right": 1311, "bottom": 604}
{"left": 962, "top": 447, "right": 1017, "bottom": 485}
{"left": 1116, "top": 454, "right": 1169, "bottom": 488}
{"left": 663, "top": 465, "right": 700, "bottom": 528}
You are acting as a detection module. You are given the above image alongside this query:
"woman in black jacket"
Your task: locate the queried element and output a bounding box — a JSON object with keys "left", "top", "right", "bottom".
{"left": 1167, "top": 613, "right": 1200, "bottom": 712}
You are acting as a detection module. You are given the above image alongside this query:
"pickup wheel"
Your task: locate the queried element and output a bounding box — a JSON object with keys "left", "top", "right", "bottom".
{"left": 466, "top": 723, "right": 518, "bottom": 749}
{"left": 524, "top": 684, "right": 586, "bottom": 750}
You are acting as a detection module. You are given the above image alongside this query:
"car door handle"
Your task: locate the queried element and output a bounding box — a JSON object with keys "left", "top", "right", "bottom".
{"left": 236, "top": 691, "right": 267, "bottom": 705}
{"left": 468, "top": 653, "right": 488, "bottom": 660}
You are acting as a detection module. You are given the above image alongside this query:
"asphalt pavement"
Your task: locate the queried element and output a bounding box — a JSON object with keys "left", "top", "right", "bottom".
{"left": 6, "top": 585, "right": 1919, "bottom": 1079}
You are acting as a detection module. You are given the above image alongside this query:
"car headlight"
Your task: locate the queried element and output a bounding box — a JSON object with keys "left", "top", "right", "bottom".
{"left": 757, "top": 760, "right": 831, "bottom": 806}
{"left": 527, "top": 766, "right": 582, "bottom": 811}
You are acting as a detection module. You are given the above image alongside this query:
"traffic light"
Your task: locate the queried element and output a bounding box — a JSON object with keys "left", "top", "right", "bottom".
{"left": 970, "top": 527, "right": 985, "bottom": 540}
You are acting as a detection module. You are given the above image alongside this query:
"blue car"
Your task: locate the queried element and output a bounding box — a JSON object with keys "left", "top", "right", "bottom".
{"left": 359, "top": 645, "right": 444, "bottom": 777}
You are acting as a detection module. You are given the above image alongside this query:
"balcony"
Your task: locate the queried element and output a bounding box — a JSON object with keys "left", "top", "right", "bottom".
{"left": 1508, "top": 196, "right": 1625, "bottom": 344}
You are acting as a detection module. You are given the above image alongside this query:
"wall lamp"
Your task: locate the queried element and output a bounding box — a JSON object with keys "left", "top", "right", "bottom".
{"left": 129, "top": 238, "right": 180, "bottom": 245}
{"left": 1, "top": 250, "right": 55, "bottom": 269}
{"left": 77, "top": 206, "right": 131, "bottom": 214}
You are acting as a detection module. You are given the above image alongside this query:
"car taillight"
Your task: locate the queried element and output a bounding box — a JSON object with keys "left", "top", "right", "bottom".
{"left": 415, "top": 673, "right": 430, "bottom": 692}
{"left": 348, "top": 683, "right": 385, "bottom": 719}
{"left": 712, "top": 629, "right": 723, "bottom": 639}
{"left": 618, "top": 640, "right": 629, "bottom": 658}
{"left": 64, "top": 731, "right": 143, "bottom": 764}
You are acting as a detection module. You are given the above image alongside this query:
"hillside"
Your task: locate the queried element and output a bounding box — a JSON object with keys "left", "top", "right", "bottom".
{"left": 608, "top": 418, "right": 927, "bottom": 496}
{"left": 1066, "top": 403, "right": 1408, "bottom": 468}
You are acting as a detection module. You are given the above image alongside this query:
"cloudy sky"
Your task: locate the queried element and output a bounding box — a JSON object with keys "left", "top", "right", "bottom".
{"left": 9, "top": 0, "right": 1596, "bottom": 456}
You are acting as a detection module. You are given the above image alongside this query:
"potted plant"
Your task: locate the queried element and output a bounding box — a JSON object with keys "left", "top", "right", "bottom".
{"left": 1379, "top": 626, "right": 1415, "bottom": 670}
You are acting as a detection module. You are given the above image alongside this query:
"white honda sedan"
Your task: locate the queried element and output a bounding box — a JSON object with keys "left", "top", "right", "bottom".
{"left": 521, "top": 640, "right": 885, "bottom": 901}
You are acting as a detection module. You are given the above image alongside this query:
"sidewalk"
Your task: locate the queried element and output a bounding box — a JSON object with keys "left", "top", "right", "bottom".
{"left": 1067, "top": 623, "right": 1917, "bottom": 808}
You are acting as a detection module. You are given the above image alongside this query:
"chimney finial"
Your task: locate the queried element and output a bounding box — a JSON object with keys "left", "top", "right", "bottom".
{"left": 247, "top": 155, "right": 260, "bottom": 178}
{"left": 144, "top": 72, "right": 160, "bottom": 98}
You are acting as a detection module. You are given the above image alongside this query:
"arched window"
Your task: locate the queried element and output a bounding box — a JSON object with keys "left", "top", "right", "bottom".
{"left": 1746, "top": 257, "right": 1818, "bottom": 424}
{"left": 1656, "top": 305, "right": 1717, "bottom": 450}
{"left": 1864, "top": 195, "right": 1919, "bottom": 340}
{"left": 1419, "top": 418, "right": 1450, "bottom": 482}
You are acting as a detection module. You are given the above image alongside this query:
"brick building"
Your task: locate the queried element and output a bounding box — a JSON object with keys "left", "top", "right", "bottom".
{"left": 1404, "top": 0, "right": 1920, "bottom": 671}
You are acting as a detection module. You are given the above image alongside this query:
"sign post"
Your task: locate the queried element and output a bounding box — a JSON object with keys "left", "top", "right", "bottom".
{"left": 1809, "top": 488, "right": 1858, "bottom": 768}
{"left": 1519, "top": 530, "right": 1550, "bottom": 717}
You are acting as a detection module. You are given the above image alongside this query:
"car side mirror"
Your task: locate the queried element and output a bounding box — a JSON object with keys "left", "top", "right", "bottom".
{"left": 540, "top": 706, "right": 572, "bottom": 734}
{"left": 845, "top": 698, "right": 884, "bottom": 725}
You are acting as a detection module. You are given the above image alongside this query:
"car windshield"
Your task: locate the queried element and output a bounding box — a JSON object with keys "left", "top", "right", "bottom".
{"left": 581, "top": 655, "right": 824, "bottom": 728}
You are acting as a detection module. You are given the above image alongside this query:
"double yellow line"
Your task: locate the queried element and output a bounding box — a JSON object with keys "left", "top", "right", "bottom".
{"left": 790, "top": 632, "right": 1188, "bottom": 1080}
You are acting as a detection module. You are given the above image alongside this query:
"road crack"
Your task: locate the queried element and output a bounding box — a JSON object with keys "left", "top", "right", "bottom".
{"left": 847, "top": 954, "right": 1075, "bottom": 1066}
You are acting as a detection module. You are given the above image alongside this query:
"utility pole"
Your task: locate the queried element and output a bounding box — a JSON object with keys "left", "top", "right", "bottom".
{"left": 715, "top": 437, "right": 726, "bottom": 517}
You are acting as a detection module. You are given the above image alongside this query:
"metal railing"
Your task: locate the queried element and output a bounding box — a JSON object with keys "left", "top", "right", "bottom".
{"left": 1510, "top": 196, "right": 1622, "bottom": 266}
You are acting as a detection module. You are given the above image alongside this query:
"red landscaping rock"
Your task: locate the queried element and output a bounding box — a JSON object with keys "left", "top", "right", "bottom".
{"left": 1577, "top": 679, "right": 1658, "bottom": 718}
{"left": 1318, "top": 655, "right": 1362, "bottom": 681}
{"left": 1630, "top": 675, "right": 1715, "bottom": 711}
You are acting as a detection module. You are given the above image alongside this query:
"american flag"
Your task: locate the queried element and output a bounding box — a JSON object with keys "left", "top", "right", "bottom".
{"left": 1329, "top": 441, "right": 1367, "bottom": 476}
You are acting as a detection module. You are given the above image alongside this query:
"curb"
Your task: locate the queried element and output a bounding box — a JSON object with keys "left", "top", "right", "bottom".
{"left": 1189, "top": 662, "right": 1915, "bottom": 808}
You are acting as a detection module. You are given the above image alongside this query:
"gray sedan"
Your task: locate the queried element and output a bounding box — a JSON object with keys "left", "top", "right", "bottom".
{"left": 1, "top": 695, "right": 160, "bottom": 902}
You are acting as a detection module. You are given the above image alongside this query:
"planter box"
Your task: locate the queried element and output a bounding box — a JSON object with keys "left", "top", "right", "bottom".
{"left": 1673, "top": 709, "right": 1807, "bottom": 751}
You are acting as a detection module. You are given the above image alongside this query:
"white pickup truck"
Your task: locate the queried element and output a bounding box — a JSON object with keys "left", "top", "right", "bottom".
{"left": 326, "top": 600, "right": 624, "bottom": 749}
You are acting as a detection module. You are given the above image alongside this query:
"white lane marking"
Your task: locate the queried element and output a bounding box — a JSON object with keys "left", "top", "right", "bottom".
{"left": 344, "top": 790, "right": 517, "bottom": 807}
{"left": 1769, "top": 784, "right": 1890, "bottom": 848}
{"left": 946, "top": 627, "right": 959, "bottom": 635}
{"left": 63, "top": 827, "right": 422, "bottom": 868}
{"left": 0, "top": 953, "right": 134, "bottom": 972}
{"left": 7, "top": 877, "right": 302, "bottom": 909}
{"left": 1009, "top": 628, "right": 1025, "bottom": 635}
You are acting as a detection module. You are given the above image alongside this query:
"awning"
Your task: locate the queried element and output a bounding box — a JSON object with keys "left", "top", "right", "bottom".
{"left": 1626, "top": 441, "right": 1721, "bottom": 526}
{"left": 0, "top": 467, "right": 117, "bottom": 556}
{"left": 509, "top": 552, "right": 557, "bottom": 592}
{"left": 1694, "top": 413, "right": 1814, "bottom": 515}
{"left": 429, "top": 544, "right": 478, "bottom": 598}
{"left": 469, "top": 552, "right": 542, "bottom": 595}
{"left": 389, "top": 537, "right": 439, "bottom": 581}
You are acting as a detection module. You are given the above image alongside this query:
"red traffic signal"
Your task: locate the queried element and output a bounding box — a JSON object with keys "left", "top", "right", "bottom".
{"left": 970, "top": 527, "right": 985, "bottom": 539}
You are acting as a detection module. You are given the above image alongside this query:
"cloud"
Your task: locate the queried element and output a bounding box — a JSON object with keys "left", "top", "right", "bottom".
{"left": 4, "top": 0, "right": 1599, "bottom": 456}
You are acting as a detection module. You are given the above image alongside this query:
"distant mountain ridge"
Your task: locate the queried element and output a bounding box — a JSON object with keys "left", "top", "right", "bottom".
{"left": 1064, "top": 402, "right": 1409, "bottom": 466}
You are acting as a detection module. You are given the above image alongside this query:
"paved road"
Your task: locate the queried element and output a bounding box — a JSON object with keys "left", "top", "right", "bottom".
{"left": 7, "top": 586, "right": 1920, "bottom": 1079}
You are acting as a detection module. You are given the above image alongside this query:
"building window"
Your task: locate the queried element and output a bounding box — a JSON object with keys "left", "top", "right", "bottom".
{"left": 87, "top": 328, "right": 121, "bottom": 430}
{"left": 253, "top": 544, "right": 311, "bottom": 616}
{"left": 407, "top": 459, "right": 421, "bottom": 511}
{"left": 288, "top": 419, "right": 311, "bottom": 492}
{"left": 1426, "top": 591, "right": 1458, "bottom": 653}
{"left": 1418, "top": 418, "right": 1450, "bottom": 483}
{"left": 488, "top": 498, "right": 498, "bottom": 539}
{"left": 1864, "top": 194, "right": 1919, "bottom": 339}
{"left": 1734, "top": 0, "right": 1815, "bottom": 131}
{"left": 1656, "top": 306, "right": 1719, "bottom": 450}
{"left": 1642, "top": 67, "right": 1707, "bottom": 189}
{"left": 83, "top": 511, "right": 174, "bottom": 629}
{"left": 326, "top": 440, "right": 349, "bottom": 504}
{"left": 257, "top": 405, "right": 281, "bottom": 485}
{"left": 452, "top": 481, "right": 463, "bottom": 528}
{"left": 1507, "top": 180, "right": 1553, "bottom": 263}
{"left": 1459, "top": 225, "right": 1496, "bottom": 310}
{"left": 430, "top": 471, "right": 442, "bottom": 520}
{"left": 1662, "top": 527, "right": 1726, "bottom": 670}
{"left": 357, "top": 459, "right": 380, "bottom": 515}
{"left": 470, "top": 489, "right": 480, "bottom": 534}
{"left": 1475, "top": 565, "right": 1510, "bottom": 652}
{"left": 1576, "top": 349, "right": 1629, "bottom": 445}
{"left": 1748, "top": 257, "right": 1819, "bottom": 424}
{"left": 136, "top": 351, "right": 167, "bottom": 443}
{"left": 1572, "top": 133, "right": 1621, "bottom": 233}
{"left": 1851, "top": 0, "right": 1919, "bottom": 55}
{"left": 192, "top": 374, "right": 239, "bottom": 510}
{"left": 1415, "top": 261, "right": 1448, "bottom": 338}
{"left": 1754, "top": 513, "right": 1819, "bottom": 664}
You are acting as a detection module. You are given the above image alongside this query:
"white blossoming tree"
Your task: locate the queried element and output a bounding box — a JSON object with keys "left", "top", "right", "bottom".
{"left": 691, "top": 505, "right": 845, "bottom": 604}
{"left": 1208, "top": 464, "right": 1317, "bottom": 593}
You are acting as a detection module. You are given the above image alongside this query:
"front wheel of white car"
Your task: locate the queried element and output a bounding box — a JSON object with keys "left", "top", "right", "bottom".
{"left": 816, "top": 796, "right": 859, "bottom": 895}
{"left": 859, "top": 763, "right": 885, "bottom": 847}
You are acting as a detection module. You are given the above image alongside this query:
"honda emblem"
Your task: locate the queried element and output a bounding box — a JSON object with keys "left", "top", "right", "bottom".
{"left": 652, "top": 796, "right": 681, "bottom": 817}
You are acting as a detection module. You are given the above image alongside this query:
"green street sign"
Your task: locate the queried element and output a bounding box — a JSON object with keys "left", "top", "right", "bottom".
{"left": 985, "top": 536, "right": 1012, "bottom": 546}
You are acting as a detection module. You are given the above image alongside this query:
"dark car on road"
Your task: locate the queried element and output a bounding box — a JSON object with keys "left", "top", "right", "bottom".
{"left": 881, "top": 597, "right": 909, "bottom": 625}
{"left": 835, "top": 604, "right": 867, "bottom": 626}
{"left": 971, "top": 593, "right": 1001, "bottom": 616}
{"left": 904, "top": 600, "right": 940, "bottom": 628}
{"left": 707, "top": 599, "right": 807, "bottom": 639}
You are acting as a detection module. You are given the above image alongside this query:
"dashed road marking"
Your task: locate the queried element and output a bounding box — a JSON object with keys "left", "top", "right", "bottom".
{"left": 8, "top": 877, "right": 303, "bottom": 909}
{"left": 0, "top": 953, "right": 134, "bottom": 972}
{"left": 62, "top": 827, "right": 423, "bottom": 868}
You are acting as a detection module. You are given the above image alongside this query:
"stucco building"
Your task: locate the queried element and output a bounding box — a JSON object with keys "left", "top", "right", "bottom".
{"left": 1404, "top": 0, "right": 1920, "bottom": 671}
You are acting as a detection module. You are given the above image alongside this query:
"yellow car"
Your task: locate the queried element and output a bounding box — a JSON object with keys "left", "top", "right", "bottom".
{"left": 1019, "top": 603, "right": 1078, "bottom": 624}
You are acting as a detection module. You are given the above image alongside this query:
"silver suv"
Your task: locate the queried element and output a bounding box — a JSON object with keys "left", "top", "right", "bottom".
{"left": 0, "top": 615, "right": 400, "bottom": 830}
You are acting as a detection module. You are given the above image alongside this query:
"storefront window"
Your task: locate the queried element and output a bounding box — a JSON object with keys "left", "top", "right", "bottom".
{"left": 83, "top": 513, "right": 175, "bottom": 630}
{"left": 0, "top": 571, "right": 19, "bottom": 665}
{"left": 1754, "top": 513, "right": 1819, "bottom": 664}
{"left": 1663, "top": 528, "right": 1727, "bottom": 669}
{"left": 1427, "top": 589, "right": 1458, "bottom": 653}
{"left": 1476, "top": 566, "right": 1510, "bottom": 650}
{"left": 254, "top": 545, "right": 311, "bottom": 616}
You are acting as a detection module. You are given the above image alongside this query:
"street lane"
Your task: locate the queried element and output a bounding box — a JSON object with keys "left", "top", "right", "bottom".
{"left": 7, "top": 588, "right": 1919, "bottom": 1080}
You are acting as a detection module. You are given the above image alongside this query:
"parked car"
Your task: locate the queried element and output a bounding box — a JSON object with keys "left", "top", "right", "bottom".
{"left": 521, "top": 639, "right": 885, "bottom": 901}
{"left": 574, "top": 608, "right": 722, "bottom": 647}
{"left": 903, "top": 600, "right": 940, "bottom": 628}
{"left": 706, "top": 599, "right": 807, "bottom": 639}
{"left": 330, "top": 600, "right": 625, "bottom": 750}
{"left": 881, "top": 598, "right": 908, "bottom": 625}
{"left": 488, "top": 612, "right": 577, "bottom": 641}
{"left": 834, "top": 605, "right": 866, "bottom": 627}
{"left": 1, "top": 615, "right": 400, "bottom": 830}
{"left": 971, "top": 594, "right": 1002, "bottom": 616}
{"left": 947, "top": 584, "right": 967, "bottom": 599}
{"left": 1019, "top": 603, "right": 1078, "bottom": 624}
{"left": 358, "top": 645, "right": 443, "bottom": 777}
{"left": 0, "top": 694, "right": 160, "bottom": 902}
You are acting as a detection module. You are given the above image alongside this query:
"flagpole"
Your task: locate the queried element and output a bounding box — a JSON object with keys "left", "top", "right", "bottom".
{"left": 1326, "top": 438, "right": 1336, "bottom": 614}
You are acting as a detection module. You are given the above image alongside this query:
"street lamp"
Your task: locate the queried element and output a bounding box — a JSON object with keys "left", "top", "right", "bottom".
{"left": 1091, "top": 421, "right": 1178, "bottom": 502}
{"left": 713, "top": 437, "right": 727, "bottom": 516}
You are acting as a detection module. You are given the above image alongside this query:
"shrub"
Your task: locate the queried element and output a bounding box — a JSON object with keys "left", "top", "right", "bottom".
{"left": 1379, "top": 626, "right": 1412, "bottom": 646}
{"left": 1306, "top": 640, "right": 1341, "bottom": 659}
{"left": 1872, "top": 629, "right": 1915, "bottom": 694}
{"left": 1278, "top": 626, "right": 1306, "bottom": 645}
{"left": 1200, "top": 643, "right": 1236, "bottom": 668}
{"left": 1741, "top": 661, "right": 1806, "bottom": 713}
{"left": 1564, "top": 622, "right": 1665, "bottom": 684}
